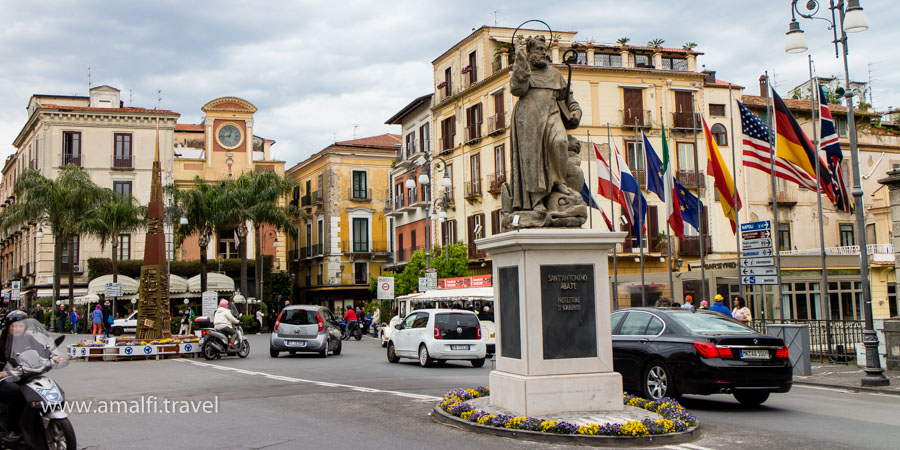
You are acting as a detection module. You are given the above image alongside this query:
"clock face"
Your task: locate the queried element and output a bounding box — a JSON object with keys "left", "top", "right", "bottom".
{"left": 217, "top": 124, "right": 242, "bottom": 148}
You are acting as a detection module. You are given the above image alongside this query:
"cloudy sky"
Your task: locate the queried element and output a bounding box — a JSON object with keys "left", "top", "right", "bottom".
{"left": 1, "top": 0, "right": 896, "bottom": 165}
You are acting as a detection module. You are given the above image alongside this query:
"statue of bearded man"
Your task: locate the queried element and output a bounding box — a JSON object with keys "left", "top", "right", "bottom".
{"left": 502, "top": 35, "right": 586, "bottom": 228}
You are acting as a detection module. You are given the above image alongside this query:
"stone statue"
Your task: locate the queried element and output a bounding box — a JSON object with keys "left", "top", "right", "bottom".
{"left": 501, "top": 35, "right": 588, "bottom": 229}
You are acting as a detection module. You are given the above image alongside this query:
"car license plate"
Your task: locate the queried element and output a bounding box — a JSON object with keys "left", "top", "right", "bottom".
{"left": 741, "top": 349, "right": 770, "bottom": 359}
{"left": 451, "top": 345, "right": 470, "bottom": 350}
{"left": 285, "top": 340, "right": 307, "bottom": 347}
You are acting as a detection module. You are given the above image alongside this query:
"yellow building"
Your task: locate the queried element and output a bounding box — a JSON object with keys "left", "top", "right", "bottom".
{"left": 171, "top": 97, "right": 288, "bottom": 277}
{"left": 286, "top": 134, "right": 398, "bottom": 312}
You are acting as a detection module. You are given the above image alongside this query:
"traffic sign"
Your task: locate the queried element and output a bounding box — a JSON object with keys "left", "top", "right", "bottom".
{"left": 741, "top": 257, "right": 775, "bottom": 267}
{"left": 105, "top": 282, "right": 123, "bottom": 298}
{"left": 741, "top": 230, "right": 771, "bottom": 240}
{"left": 377, "top": 276, "right": 394, "bottom": 300}
{"left": 740, "top": 220, "right": 771, "bottom": 232}
{"left": 742, "top": 248, "right": 774, "bottom": 258}
{"left": 742, "top": 238, "right": 773, "bottom": 250}
{"left": 742, "top": 276, "right": 778, "bottom": 285}
{"left": 10, "top": 281, "right": 20, "bottom": 301}
{"left": 425, "top": 272, "right": 438, "bottom": 290}
{"left": 740, "top": 266, "right": 777, "bottom": 276}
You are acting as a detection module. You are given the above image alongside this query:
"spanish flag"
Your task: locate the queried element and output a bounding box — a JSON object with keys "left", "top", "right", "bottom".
{"left": 704, "top": 117, "right": 741, "bottom": 234}
{"left": 772, "top": 88, "right": 835, "bottom": 200}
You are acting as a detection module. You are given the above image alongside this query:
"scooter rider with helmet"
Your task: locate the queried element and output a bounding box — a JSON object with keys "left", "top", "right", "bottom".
{"left": 213, "top": 299, "right": 241, "bottom": 348}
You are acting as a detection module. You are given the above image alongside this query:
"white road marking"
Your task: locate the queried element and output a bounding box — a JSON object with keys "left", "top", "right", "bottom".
{"left": 664, "top": 445, "right": 715, "bottom": 450}
{"left": 174, "top": 359, "right": 441, "bottom": 401}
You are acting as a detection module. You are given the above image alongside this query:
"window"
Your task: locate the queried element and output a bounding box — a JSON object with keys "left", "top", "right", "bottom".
{"left": 836, "top": 117, "right": 848, "bottom": 137}
{"left": 616, "top": 312, "right": 658, "bottom": 335}
{"left": 113, "top": 181, "right": 132, "bottom": 198}
{"left": 352, "top": 171, "right": 367, "bottom": 199}
{"left": 445, "top": 163, "right": 454, "bottom": 195}
{"left": 623, "top": 88, "right": 644, "bottom": 126}
{"left": 117, "top": 234, "right": 131, "bottom": 261}
{"left": 711, "top": 123, "right": 728, "bottom": 146}
{"left": 354, "top": 262, "right": 367, "bottom": 284}
{"left": 709, "top": 104, "right": 726, "bottom": 117}
{"left": 114, "top": 133, "right": 132, "bottom": 168}
{"left": 594, "top": 53, "right": 622, "bottom": 67}
{"left": 63, "top": 131, "right": 81, "bottom": 167}
{"left": 411, "top": 229, "right": 417, "bottom": 248}
{"left": 397, "top": 234, "right": 404, "bottom": 259}
{"left": 469, "top": 153, "right": 481, "bottom": 195}
{"left": 634, "top": 54, "right": 651, "bottom": 68}
{"left": 778, "top": 223, "right": 792, "bottom": 252}
{"left": 218, "top": 229, "right": 238, "bottom": 259}
{"left": 444, "top": 66, "right": 453, "bottom": 97}
{"left": 491, "top": 209, "right": 502, "bottom": 235}
{"left": 419, "top": 123, "right": 430, "bottom": 154}
{"left": 839, "top": 224, "right": 855, "bottom": 246}
{"left": 467, "top": 213, "right": 485, "bottom": 258}
{"left": 575, "top": 51, "right": 587, "bottom": 65}
{"left": 441, "top": 116, "right": 456, "bottom": 152}
{"left": 494, "top": 144, "right": 505, "bottom": 175}
{"left": 468, "top": 50, "right": 478, "bottom": 84}
{"left": 405, "top": 133, "right": 415, "bottom": 159}
{"left": 317, "top": 218, "right": 324, "bottom": 248}
{"left": 446, "top": 219, "right": 458, "bottom": 245}
{"left": 305, "top": 222, "right": 311, "bottom": 249}
{"left": 624, "top": 140, "right": 645, "bottom": 175}
{"left": 61, "top": 236, "right": 80, "bottom": 271}
{"left": 491, "top": 91, "right": 506, "bottom": 131}
{"left": 888, "top": 283, "right": 898, "bottom": 318}
{"left": 465, "top": 103, "right": 483, "bottom": 141}
{"left": 352, "top": 218, "right": 369, "bottom": 252}
{"left": 412, "top": 312, "right": 429, "bottom": 328}
{"left": 660, "top": 56, "right": 687, "bottom": 71}
{"left": 672, "top": 143, "right": 693, "bottom": 175}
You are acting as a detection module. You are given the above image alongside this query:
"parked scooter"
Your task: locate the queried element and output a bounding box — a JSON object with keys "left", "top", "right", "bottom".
{"left": 195, "top": 304, "right": 250, "bottom": 360}
{"left": 0, "top": 315, "right": 77, "bottom": 450}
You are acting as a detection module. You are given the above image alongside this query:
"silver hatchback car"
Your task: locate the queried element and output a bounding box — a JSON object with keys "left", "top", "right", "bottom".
{"left": 270, "top": 305, "right": 343, "bottom": 358}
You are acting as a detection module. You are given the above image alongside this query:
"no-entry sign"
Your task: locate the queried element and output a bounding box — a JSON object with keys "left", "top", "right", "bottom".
{"left": 377, "top": 277, "right": 394, "bottom": 300}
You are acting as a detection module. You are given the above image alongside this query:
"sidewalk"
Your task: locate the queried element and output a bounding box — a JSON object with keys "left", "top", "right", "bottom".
{"left": 794, "top": 363, "right": 900, "bottom": 396}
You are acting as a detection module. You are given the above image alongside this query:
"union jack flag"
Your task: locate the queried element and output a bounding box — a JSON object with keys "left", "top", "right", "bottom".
{"left": 818, "top": 84, "right": 853, "bottom": 213}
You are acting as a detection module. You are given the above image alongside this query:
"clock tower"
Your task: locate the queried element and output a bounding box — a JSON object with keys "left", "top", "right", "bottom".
{"left": 200, "top": 96, "right": 258, "bottom": 173}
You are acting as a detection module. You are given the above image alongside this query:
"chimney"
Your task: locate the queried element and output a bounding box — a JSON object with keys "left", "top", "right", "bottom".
{"left": 759, "top": 75, "right": 768, "bottom": 97}
{"left": 702, "top": 70, "right": 716, "bottom": 84}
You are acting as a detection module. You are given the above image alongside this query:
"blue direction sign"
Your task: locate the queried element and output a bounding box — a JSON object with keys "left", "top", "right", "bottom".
{"left": 742, "top": 238, "right": 773, "bottom": 250}
{"left": 741, "top": 257, "right": 775, "bottom": 267}
{"left": 742, "top": 248, "right": 774, "bottom": 257}
{"left": 740, "top": 266, "right": 777, "bottom": 276}
{"left": 742, "top": 276, "right": 778, "bottom": 285}
{"left": 740, "top": 220, "right": 771, "bottom": 232}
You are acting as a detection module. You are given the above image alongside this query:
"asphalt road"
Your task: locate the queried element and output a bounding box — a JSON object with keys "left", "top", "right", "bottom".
{"left": 51, "top": 333, "right": 900, "bottom": 449}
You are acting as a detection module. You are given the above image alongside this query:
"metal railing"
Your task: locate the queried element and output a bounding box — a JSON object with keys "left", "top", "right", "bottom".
{"left": 465, "top": 180, "right": 482, "bottom": 198}
{"left": 113, "top": 157, "right": 133, "bottom": 169}
{"left": 340, "top": 240, "right": 389, "bottom": 253}
{"left": 780, "top": 243, "right": 894, "bottom": 256}
{"left": 312, "top": 190, "right": 323, "bottom": 205}
{"left": 679, "top": 236, "right": 711, "bottom": 256}
{"left": 440, "top": 137, "right": 454, "bottom": 154}
{"left": 63, "top": 154, "right": 81, "bottom": 167}
{"left": 487, "top": 172, "right": 507, "bottom": 193}
{"left": 443, "top": 189, "right": 455, "bottom": 206}
{"left": 488, "top": 113, "right": 506, "bottom": 134}
{"left": 350, "top": 188, "right": 371, "bottom": 201}
{"left": 672, "top": 112, "right": 702, "bottom": 130}
{"left": 751, "top": 319, "right": 864, "bottom": 362}
{"left": 622, "top": 109, "right": 651, "bottom": 128}
{"left": 675, "top": 170, "right": 704, "bottom": 188}
{"left": 465, "top": 125, "right": 481, "bottom": 142}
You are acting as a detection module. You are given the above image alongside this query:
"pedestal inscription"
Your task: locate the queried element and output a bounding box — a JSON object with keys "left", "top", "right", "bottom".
{"left": 498, "top": 266, "right": 521, "bottom": 359}
{"left": 541, "top": 264, "right": 596, "bottom": 359}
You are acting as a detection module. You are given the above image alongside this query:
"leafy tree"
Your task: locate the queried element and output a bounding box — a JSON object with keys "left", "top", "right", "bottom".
{"left": 270, "top": 271, "right": 292, "bottom": 304}
{"left": 368, "top": 243, "right": 469, "bottom": 297}
{"left": 84, "top": 189, "right": 146, "bottom": 283}
{"left": 1, "top": 166, "right": 104, "bottom": 307}
{"left": 167, "top": 177, "right": 228, "bottom": 293}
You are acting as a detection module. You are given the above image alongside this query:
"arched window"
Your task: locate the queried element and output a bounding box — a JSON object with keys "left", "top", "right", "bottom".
{"left": 711, "top": 123, "right": 728, "bottom": 146}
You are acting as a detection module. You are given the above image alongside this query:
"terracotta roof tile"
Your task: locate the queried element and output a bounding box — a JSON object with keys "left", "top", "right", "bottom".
{"left": 704, "top": 79, "right": 744, "bottom": 89}
{"left": 39, "top": 104, "right": 178, "bottom": 115}
{"left": 740, "top": 95, "right": 878, "bottom": 117}
{"left": 175, "top": 124, "right": 204, "bottom": 131}
{"left": 335, "top": 133, "right": 401, "bottom": 148}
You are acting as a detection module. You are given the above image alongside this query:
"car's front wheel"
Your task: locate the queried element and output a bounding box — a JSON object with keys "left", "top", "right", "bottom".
{"left": 333, "top": 339, "right": 342, "bottom": 355}
{"left": 643, "top": 360, "right": 675, "bottom": 400}
{"left": 418, "top": 344, "right": 434, "bottom": 367}
{"left": 111, "top": 327, "right": 123, "bottom": 336}
{"left": 387, "top": 342, "right": 400, "bottom": 363}
{"left": 733, "top": 391, "right": 770, "bottom": 407}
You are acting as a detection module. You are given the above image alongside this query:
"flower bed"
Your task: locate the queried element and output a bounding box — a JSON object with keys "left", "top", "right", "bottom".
{"left": 69, "top": 335, "right": 199, "bottom": 347}
{"left": 439, "top": 387, "right": 697, "bottom": 438}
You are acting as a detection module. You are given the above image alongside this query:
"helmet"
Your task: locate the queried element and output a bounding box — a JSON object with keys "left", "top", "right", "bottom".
{"left": 714, "top": 294, "right": 724, "bottom": 301}
{"left": 219, "top": 300, "right": 229, "bottom": 308}
{"left": 2, "top": 310, "right": 27, "bottom": 329}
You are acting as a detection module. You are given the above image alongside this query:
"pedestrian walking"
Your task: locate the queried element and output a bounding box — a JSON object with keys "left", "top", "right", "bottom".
{"left": 69, "top": 309, "right": 79, "bottom": 335}
{"left": 255, "top": 309, "right": 263, "bottom": 334}
{"left": 55, "top": 305, "right": 67, "bottom": 334}
{"left": 372, "top": 306, "right": 381, "bottom": 337}
{"left": 681, "top": 295, "right": 694, "bottom": 310}
{"left": 699, "top": 300, "right": 709, "bottom": 310}
{"left": 731, "top": 296, "right": 752, "bottom": 323}
{"left": 709, "top": 294, "right": 731, "bottom": 316}
{"left": 91, "top": 305, "right": 103, "bottom": 340}
{"left": 178, "top": 308, "right": 192, "bottom": 335}
{"left": 101, "top": 301, "right": 112, "bottom": 338}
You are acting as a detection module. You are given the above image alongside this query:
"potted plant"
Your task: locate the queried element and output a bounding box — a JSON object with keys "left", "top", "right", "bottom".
{"left": 551, "top": 33, "right": 561, "bottom": 45}
{"left": 682, "top": 42, "right": 698, "bottom": 51}
{"left": 461, "top": 65, "right": 472, "bottom": 74}
{"left": 616, "top": 37, "right": 630, "bottom": 47}
{"left": 648, "top": 38, "right": 666, "bottom": 50}
{"left": 437, "top": 81, "right": 447, "bottom": 89}
{"left": 655, "top": 233, "right": 670, "bottom": 253}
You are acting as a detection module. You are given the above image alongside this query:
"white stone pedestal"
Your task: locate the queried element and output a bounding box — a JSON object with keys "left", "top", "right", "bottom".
{"left": 476, "top": 229, "right": 626, "bottom": 417}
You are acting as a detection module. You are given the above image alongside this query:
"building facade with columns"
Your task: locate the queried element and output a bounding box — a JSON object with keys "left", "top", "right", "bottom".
{"left": 1, "top": 85, "right": 179, "bottom": 305}
{"left": 172, "top": 96, "right": 288, "bottom": 277}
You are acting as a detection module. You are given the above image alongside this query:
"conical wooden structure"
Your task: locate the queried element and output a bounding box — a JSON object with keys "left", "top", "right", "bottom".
{"left": 136, "top": 121, "right": 172, "bottom": 340}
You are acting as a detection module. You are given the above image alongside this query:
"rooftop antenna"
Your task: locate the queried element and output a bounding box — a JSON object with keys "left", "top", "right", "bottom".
{"left": 492, "top": 10, "right": 499, "bottom": 26}
{"left": 333, "top": 132, "right": 337, "bottom": 143}
{"left": 129, "top": 89, "right": 133, "bottom": 107}
{"left": 87, "top": 66, "right": 92, "bottom": 92}
{"left": 156, "top": 89, "right": 162, "bottom": 109}
{"left": 353, "top": 124, "right": 358, "bottom": 139}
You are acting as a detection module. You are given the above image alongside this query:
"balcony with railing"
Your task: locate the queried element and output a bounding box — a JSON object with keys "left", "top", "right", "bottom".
{"left": 465, "top": 126, "right": 481, "bottom": 144}
{"left": 679, "top": 236, "right": 712, "bottom": 256}
{"left": 301, "top": 190, "right": 321, "bottom": 210}
{"left": 630, "top": 169, "right": 646, "bottom": 189}
{"left": 113, "top": 156, "right": 133, "bottom": 169}
{"left": 386, "top": 194, "right": 405, "bottom": 217}
{"left": 301, "top": 243, "right": 324, "bottom": 259}
{"left": 410, "top": 188, "right": 429, "bottom": 208}
{"left": 340, "top": 240, "right": 389, "bottom": 255}
{"left": 350, "top": 187, "right": 371, "bottom": 202}
{"left": 440, "top": 136, "right": 455, "bottom": 155}
{"left": 780, "top": 243, "right": 894, "bottom": 257}
{"left": 443, "top": 189, "right": 455, "bottom": 207}
{"left": 675, "top": 170, "right": 705, "bottom": 188}
{"left": 672, "top": 112, "right": 703, "bottom": 130}
{"left": 488, "top": 113, "right": 506, "bottom": 135}
{"left": 622, "top": 109, "right": 651, "bottom": 128}
{"left": 63, "top": 153, "right": 81, "bottom": 167}
{"left": 465, "top": 179, "right": 482, "bottom": 200}
{"left": 487, "top": 172, "right": 506, "bottom": 194}
{"left": 312, "top": 190, "right": 323, "bottom": 206}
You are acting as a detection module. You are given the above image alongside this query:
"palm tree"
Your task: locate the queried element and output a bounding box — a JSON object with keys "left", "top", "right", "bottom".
{"left": 682, "top": 42, "right": 698, "bottom": 51}
{"left": 168, "top": 177, "right": 226, "bottom": 293}
{"left": 616, "top": 37, "right": 630, "bottom": 46}
{"left": 85, "top": 189, "right": 146, "bottom": 283}
{"left": 648, "top": 38, "right": 665, "bottom": 49}
{"left": 1, "top": 166, "right": 104, "bottom": 308}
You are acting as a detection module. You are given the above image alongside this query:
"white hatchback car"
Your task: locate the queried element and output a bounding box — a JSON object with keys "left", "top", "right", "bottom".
{"left": 386, "top": 309, "right": 486, "bottom": 367}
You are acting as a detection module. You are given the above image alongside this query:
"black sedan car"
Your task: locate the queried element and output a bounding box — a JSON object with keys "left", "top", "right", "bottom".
{"left": 611, "top": 308, "right": 792, "bottom": 407}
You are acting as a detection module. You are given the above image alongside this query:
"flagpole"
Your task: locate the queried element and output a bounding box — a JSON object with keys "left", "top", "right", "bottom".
{"left": 766, "top": 72, "right": 781, "bottom": 322}
{"left": 636, "top": 119, "right": 646, "bottom": 306}
{"left": 809, "top": 57, "right": 832, "bottom": 354}
{"left": 692, "top": 96, "right": 707, "bottom": 305}
{"left": 587, "top": 131, "right": 593, "bottom": 228}
{"left": 608, "top": 123, "right": 619, "bottom": 308}
{"left": 728, "top": 84, "right": 744, "bottom": 300}
{"left": 661, "top": 106, "right": 675, "bottom": 303}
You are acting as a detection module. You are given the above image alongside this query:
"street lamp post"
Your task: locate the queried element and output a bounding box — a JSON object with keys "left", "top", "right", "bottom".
{"left": 785, "top": 0, "right": 888, "bottom": 387}
{"left": 406, "top": 153, "right": 452, "bottom": 270}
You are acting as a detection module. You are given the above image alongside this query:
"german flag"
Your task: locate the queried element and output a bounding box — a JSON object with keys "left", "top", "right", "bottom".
{"left": 704, "top": 117, "right": 741, "bottom": 234}
{"left": 772, "top": 89, "right": 835, "bottom": 200}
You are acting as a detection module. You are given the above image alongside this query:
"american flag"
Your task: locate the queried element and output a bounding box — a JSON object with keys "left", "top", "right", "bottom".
{"left": 739, "top": 101, "right": 818, "bottom": 190}
{"left": 818, "top": 84, "right": 853, "bottom": 213}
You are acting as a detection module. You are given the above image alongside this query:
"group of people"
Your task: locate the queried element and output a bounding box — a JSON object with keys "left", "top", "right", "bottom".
{"left": 340, "top": 305, "right": 381, "bottom": 339}
{"left": 658, "top": 294, "right": 753, "bottom": 322}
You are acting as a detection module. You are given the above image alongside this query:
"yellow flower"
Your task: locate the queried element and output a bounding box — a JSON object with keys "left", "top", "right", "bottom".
{"left": 460, "top": 411, "right": 474, "bottom": 421}
{"left": 504, "top": 416, "right": 526, "bottom": 429}
{"left": 540, "top": 420, "right": 557, "bottom": 432}
{"left": 576, "top": 424, "right": 599, "bottom": 435}
{"left": 476, "top": 414, "right": 494, "bottom": 425}
{"left": 621, "top": 420, "right": 649, "bottom": 437}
